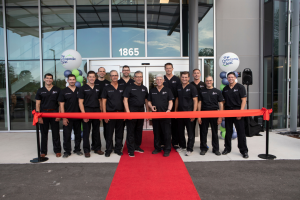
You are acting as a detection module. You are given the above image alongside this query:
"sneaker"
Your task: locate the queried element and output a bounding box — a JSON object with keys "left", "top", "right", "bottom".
{"left": 63, "top": 153, "right": 70, "bottom": 158}
{"left": 115, "top": 151, "right": 123, "bottom": 156}
{"left": 185, "top": 151, "right": 193, "bottom": 156}
{"left": 200, "top": 150, "right": 207, "bottom": 155}
{"left": 176, "top": 147, "right": 186, "bottom": 152}
{"left": 129, "top": 152, "right": 135, "bottom": 157}
{"left": 152, "top": 149, "right": 161, "bottom": 154}
{"left": 135, "top": 147, "right": 144, "bottom": 153}
{"left": 74, "top": 151, "right": 83, "bottom": 156}
{"left": 163, "top": 152, "right": 170, "bottom": 157}
{"left": 213, "top": 150, "right": 221, "bottom": 156}
{"left": 173, "top": 145, "right": 180, "bottom": 150}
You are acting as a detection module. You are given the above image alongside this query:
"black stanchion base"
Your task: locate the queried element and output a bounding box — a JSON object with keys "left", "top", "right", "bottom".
{"left": 258, "top": 154, "right": 276, "bottom": 160}
{"left": 30, "top": 157, "right": 49, "bottom": 163}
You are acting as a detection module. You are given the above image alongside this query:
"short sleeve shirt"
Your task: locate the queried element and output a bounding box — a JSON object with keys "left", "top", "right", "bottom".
{"left": 77, "top": 84, "right": 102, "bottom": 108}
{"left": 95, "top": 79, "right": 111, "bottom": 89}
{"left": 58, "top": 87, "right": 80, "bottom": 112}
{"left": 199, "top": 88, "right": 224, "bottom": 111}
{"left": 163, "top": 75, "right": 181, "bottom": 98}
{"left": 176, "top": 84, "right": 198, "bottom": 111}
{"left": 35, "top": 86, "right": 61, "bottom": 110}
{"left": 101, "top": 84, "right": 126, "bottom": 112}
{"left": 123, "top": 84, "right": 148, "bottom": 112}
{"left": 191, "top": 81, "right": 206, "bottom": 97}
{"left": 118, "top": 78, "right": 135, "bottom": 87}
{"left": 222, "top": 83, "right": 247, "bottom": 110}
{"left": 148, "top": 87, "right": 174, "bottom": 112}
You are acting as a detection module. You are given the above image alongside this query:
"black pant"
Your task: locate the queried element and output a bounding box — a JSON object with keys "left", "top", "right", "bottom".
{"left": 83, "top": 107, "right": 101, "bottom": 153}
{"left": 126, "top": 118, "right": 144, "bottom": 153}
{"left": 106, "top": 119, "right": 124, "bottom": 153}
{"left": 63, "top": 119, "right": 82, "bottom": 154}
{"left": 200, "top": 118, "right": 219, "bottom": 152}
{"left": 152, "top": 119, "right": 171, "bottom": 153}
{"left": 178, "top": 118, "right": 196, "bottom": 152}
{"left": 92, "top": 120, "right": 107, "bottom": 149}
{"left": 225, "top": 117, "right": 248, "bottom": 154}
{"left": 171, "top": 118, "right": 179, "bottom": 147}
{"left": 39, "top": 116, "right": 61, "bottom": 154}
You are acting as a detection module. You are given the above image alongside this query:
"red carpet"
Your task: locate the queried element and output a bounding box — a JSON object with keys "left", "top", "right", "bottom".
{"left": 106, "top": 131, "right": 200, "bottom": 200}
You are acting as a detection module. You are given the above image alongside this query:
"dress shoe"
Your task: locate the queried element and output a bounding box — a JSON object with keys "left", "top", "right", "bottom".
{"left": 74, "top": 151, "right": 83, "bottom": 156}
{"left": 200, "top": 150, "right": 207, "bottom": 155}
{"left": 85, "top": 153, "right": 90, "bottom": 158}
{"left": 242, "top": 152, "right": 249, "bottom": 159}
{"left": 40, "top": 154, "right": 46, "bottom": 158}
{"left": 213, "top": 150, "right": 221, "bottom": 156}
{"left": 152, "top": 149, "right": 161, "bottom": 154}
{"left": 63, "top": 153, "right": 70, "bottom": 158}
{"left": 115, "top": 151, "right": 123, "bottom": 156}
{"left": 56, "top": 153, "right": 61, "bottom": 157}
{"left": 94, "top": 150, "right": 104, "bottom": 155}
{"left": 222, "top": 149, "right": 231, "bottom": 155}
{"left": 105, "top": 152, "right": 111, "bottom": 157}
{"left": 163, "top": 152, "right": 170, "bottom": 157}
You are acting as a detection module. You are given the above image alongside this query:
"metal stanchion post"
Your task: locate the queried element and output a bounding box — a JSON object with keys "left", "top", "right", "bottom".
{"left": 258, "top": 120, "right": 276, "bottom": 160}
{"left": 30, "top": 122, "right": 49, "bottom": 163}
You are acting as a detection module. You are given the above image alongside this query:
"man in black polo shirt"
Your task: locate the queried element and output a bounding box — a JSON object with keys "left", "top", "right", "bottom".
{"left": 175, "top": 71, "right": 198, "bottom": 156}
{"left": 198, "top": 76, "right": 224, "bottom": 156}
{"left": 35, "top": 73, "right": 61, "bottom": 157}
{"left": 118, "top": 65, "right": 135, "bottom": 86}
{"left": 78, "top": 71, "right": 103, "bottom": 158}
{"left": 163, "top": 63, "right": 181, "bottom": 150}
{"left": 148, "top": 74, "right": 174, "bottom": 157}
{"left": 222, "top": 72, "right": 248, "bottom": 158}
{"left": 102, "top": 70, "right": 126, "bottom": 157}
{"left": 190, "top": 69, "right": 206, "bottom": 94}
{"left": 123, "top": 71, "right": 149, "bottom": 157}
{"left": 58, "top": 74, "right": 83, "bottom": 158}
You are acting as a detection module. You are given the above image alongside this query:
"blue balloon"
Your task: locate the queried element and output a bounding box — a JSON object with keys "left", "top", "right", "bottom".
{"left": 233, "top": 71, "right": 239, "bottom": 78}
{"left": 220, "top": 71, "right": 227, "bottom": 79}
{"left": 222, "top": 78, "right": 229, "bottom": 85}
{"left": 64, "top": 70, "right": 72, "bottom": 78}
{"left": 221, "top": 120, "right": 225, "bottom": 128}
{"left": 75, "top": 81, "right": 81, "bottom": 87}
{"left": 78, "top": 69, "right": 83, "bottom": 76}
{"left": 232, "top": 132, "right": 237, "bottom": 139}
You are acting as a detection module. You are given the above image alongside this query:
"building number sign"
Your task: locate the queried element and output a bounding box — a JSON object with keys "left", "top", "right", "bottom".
{"left": 119, "top": 48, "right": 139, "bottom": 56}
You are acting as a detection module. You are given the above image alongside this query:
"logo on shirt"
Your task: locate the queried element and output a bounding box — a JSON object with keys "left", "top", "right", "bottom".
{"left": 172, "top": 81, "right": 177, "bottom": 83}
{"left": 142, "top": 89, "right": 146, "bottom": 92}
{"left": 234, "top": 89, "right": 238, "bottom": 92}
{"left": 77, "top": 92, "right": 78, "bottom": 94}
{"left": 105, "top": 83, "right": 109, "bottom": 86}
{"left": 162, "top": 92, "right": 167, "bottom": 95}
{"left": 119, "top": 90, "right": 123, "bottom": 93}
{"left": 186, "top": 89, "right": 190, "bottom": 92}
{"left": 200, "top": 85, "right": 204, "bottom": 88}
{"left": 212, "top": 92, "right": 217, "bottom": 95}
{"left": 52, "top": 91, "right": 57, "bottom": 94}
{"left": 96, "top": 89, "right": 99, "bottom": 92}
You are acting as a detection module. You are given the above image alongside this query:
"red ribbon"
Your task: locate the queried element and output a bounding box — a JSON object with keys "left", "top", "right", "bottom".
{"left": 32, "top": 108, "right": 273, "bottom": 126}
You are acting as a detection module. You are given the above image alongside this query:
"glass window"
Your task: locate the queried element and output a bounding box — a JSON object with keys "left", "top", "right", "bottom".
{"left": 8, "top": 61, "right": 40, "bottom": 130}
{"left": 0, "top": 7, "right": 4, "bottom": 60}
{"left": 0, "top": 61, "right": 8, "bottom": 130}
{"left": 42, "top": 3, "right": 74, "bottom": 59}
{"left": 6, "top": 0, "right": 38, "bottom": 6}
{"left": 6, "top": 6, "right": 39, "bottom": 60}
{"left": 203, "top": 59, "right": 214, "bottom": 80}
{"left": 77, "top": 1, "right": 109, "bottom": 58}
{"left": 112, "top": 0, "right": 145, "bottom": 57}
{"left": 147, "top": 0, "right": 180, "bottom": 57}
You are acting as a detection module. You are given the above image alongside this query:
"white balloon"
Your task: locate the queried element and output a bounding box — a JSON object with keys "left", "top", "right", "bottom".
{"left": 66, "top": 82, "right": 69, "bottom": 87}
{"left": 65, "top": 78, "right": 68, "bottom": 82}
{"left": 219, "top": 52, "right": 240, "bottom": 72}
{"left": 60, "top": 49, "right": 82, "bottom": 70}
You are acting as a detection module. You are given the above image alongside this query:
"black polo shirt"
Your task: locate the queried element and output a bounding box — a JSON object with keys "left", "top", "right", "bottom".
{"left": 176, "top": 84, "right": 198, "bottom": 111}
{"left": 148, "top": 87, "right": 174, "bottom": 112}
{"left": 78, "top": 84, "right": 102, "bottom": 108}
{"left": 95, "top": 79, "right": 110, "bottom": 89}
{"left": 58, "top": 87, "right": 80, "bottom": 112}
{"left": 123, "top": 84, "right": 148, "bottom": 112}
{"left": 199, "top": 88, "right": 224, "bottom": 111}
{"left": 163, "top": 75, "right": 181, "bottom": 98}
{"left": 191, "top": 81, "right": 206, "bottom": 95}
{"left": 101, "top": 84, "right": 126, "bottom": 112}
{"left": 222, "top": 83, "right": 247, "bottom": 110}
{"left": 118, "top": 78, "right": 135, "bottom": 87}
{"left": 35, "top": 86, "right": 61, "bottom": 111}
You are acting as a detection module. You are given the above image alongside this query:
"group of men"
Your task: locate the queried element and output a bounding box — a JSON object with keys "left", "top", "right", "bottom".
{"left": 35, "top": 63, "right": 249, "bottom": 159}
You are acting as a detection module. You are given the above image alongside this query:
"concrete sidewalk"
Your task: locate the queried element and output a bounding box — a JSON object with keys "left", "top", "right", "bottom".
{"left": 0, "top": 130, "right": 299, "bottom": 164}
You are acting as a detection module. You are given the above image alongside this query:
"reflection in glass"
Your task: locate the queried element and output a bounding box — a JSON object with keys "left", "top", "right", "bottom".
{"left": 6, "top": 0, "right": 38, "bottom": 6}
{"left": 0, "top": 7, "right": 4, "bottom": 60}
{"left": 147, "top": 1, "right": 180, "bottom": 57}
{"left": 6, "top": 7, "right": 39, "bottom": 60}
{"left": 204, "top": 59, "right": 214, "bottom": 81}
{"left": 42, "top": 5, "right": 74, "bottom": 59}
{"left": 112, "top": 1, "right": 145, "bottom": 57}
{"left": 148, "top": 71, "right": 180, "bottom": 91}
{"left": 273, "top": 1, "right": 287, "bottom": 56}
{"left": 8, "top": 61, "right": 40, "bottom": 130}
{"left": 77, "top": 2, "right": 109, "bottom": 58}
{"left": 0, "top": 61, "right": 8, "bottom": 130}
{"left": 43, "top": 60, "right": 87, "bottom": 89}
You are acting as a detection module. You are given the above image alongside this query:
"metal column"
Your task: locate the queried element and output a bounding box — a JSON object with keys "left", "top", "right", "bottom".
{"left": 188, "top": 0, "right": 198, "bottom": 81}
{"left": 290, "top": 0, "right": 299, "bottom": 132}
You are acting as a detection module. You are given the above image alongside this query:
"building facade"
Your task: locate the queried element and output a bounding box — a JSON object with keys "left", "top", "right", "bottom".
{"left": 0, "top": 0, "right": 299, "bottom": 131}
